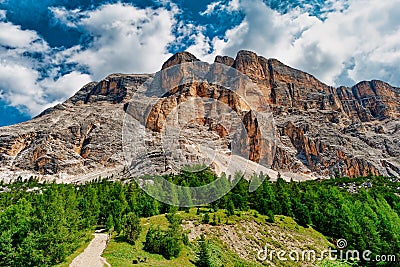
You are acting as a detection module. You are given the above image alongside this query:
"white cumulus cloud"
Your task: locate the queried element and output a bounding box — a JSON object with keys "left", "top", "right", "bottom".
{"left": 1, "top": 3, "right": 179, "bottom": 117}
{"left": 0, "top": 15, "right": 91, "bottom": 115}
{"left": 51, "top": 3, "right": 178, "bottom": 80}
{"left": 41, "top": 71, "right": 92, "bottom": 100}
{"left": 200, "top": 0, "right": 240, "bottom": 16}
{"left": 0, "top": 10, "right": 6, "bottom": 20}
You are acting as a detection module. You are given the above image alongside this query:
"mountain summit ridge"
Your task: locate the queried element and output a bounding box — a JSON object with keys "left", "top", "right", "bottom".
{"left": 0, "top": 50, "right": 399, "bottom": 182}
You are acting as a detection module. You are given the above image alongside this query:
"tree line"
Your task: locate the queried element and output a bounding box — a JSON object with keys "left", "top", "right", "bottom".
{"left": 0, "top": 170, "right": 399, "bottom": 266}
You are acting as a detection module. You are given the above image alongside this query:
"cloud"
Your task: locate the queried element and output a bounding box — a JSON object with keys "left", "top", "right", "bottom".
{"left": 0, "top": 9, "right": 5, "bottom": 20}
{"left": 0, "top": 17, "right": 49, "bottom": 115}
{"left": 41, "top": 71, "right": 92, "bottom": 100}
{"left": 49, "top": 6, "right": 81, "bottom": 28}
{"left": 1, "top": 2, "right": 179, "bottom": 117}
{"left": 200, "top": 1, "right": 222, "bottom": 16}
{"left": 0, "top": 54, "right": 91, "bottom": 115}
{"left": 288, "top": 0, "right": 400, "bottom": 86}
{"left": 200, "top": 0, "right": 240, "bottom": 16}
{"left": 51, "top": 3, "right": 178, "bottom": 80}
{"left": 191, "top": 0, "right": 400, "bottom": 87}
{"left": 0, "top": 21, "right": 48, "bottom": 50}
{"left": 0, "top": 15, "right": 90, "bottom": 115}
{"left": 0, "top": 61, "right": 48, "bottom": 114}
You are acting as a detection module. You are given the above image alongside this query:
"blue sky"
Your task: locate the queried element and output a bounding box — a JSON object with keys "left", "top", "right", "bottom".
{"left": 0, "top": 0, "right": 400, "bottom": 126}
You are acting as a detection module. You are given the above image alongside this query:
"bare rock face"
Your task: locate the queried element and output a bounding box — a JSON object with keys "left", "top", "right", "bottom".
{"left": 0, "top": 50, "right": 399, "bottom": 182}
{"left": 0, "top": 74, "right": 151, "bottom": 182}
{"left": 161, "top": 52, "right": 199, "bottom": 70}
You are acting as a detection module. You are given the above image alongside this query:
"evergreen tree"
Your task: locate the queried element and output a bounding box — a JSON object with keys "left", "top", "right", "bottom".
{"left": 114, "top": 216, "right": 122, "bottom": 234}
{"left": 163, "top": 234, "right": 181, "bottom": 259}
{"left": 293, "top": 199, "right": 311, "bottom": 227}
{"left": 275, "top": 185, "right": 293, "bottom": 217}
{"left": 144, "top": 213, "right": 185, "bottom": 259}
{"left": 168, "top": 180, "right": 180, "bottom": 213}
{"left": 212, "top": 213, "right": 217, "bottom": 226}
{"left": 266, "top": 209, "right": 275, "bottom": 223}
{"left": 0, "top": 230, "right": 14, "bottom": 266}
{"left": 122, "top": 212, "right": 142, "bottom": 244}
{"left": 195, "top": 234, "right": 214, "bottom": 267}
{"left": 226, "top": 199, "right": 235, "bottom": 216}
{"left": 138, "top": 193, "right": 159, "bottom": 217}
{"left": 79, "top": 185, "right": 100, "bottom": 227}
{"left": 144, "top": 226, "right": 164, "bottom": 254}
{"left": 106, "top": 214, "right": 114, "bottom": 232}
{"left": 179, "top": 181, "right": 193, "bottom": 211}
{"left": 203, "top": 213, "right": 210, "bottom": 224}
{"left": 231, "top": 179, "right": 249, "bottom": 211}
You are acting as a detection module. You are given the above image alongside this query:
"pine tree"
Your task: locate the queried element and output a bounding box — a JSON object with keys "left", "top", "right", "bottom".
{"left": 144, "top": 226, "right": 163, "bottom": 254}
{"left": 195, "top": 234, "right": 213, "bottom": 267}
{"left": 122, "top": 212, "right": 142, "bottom": 244}
{"left": 0, "top": 230, "right": 14, "bottom": 266}
{"left": 212, "top": 213, "right": 217, "bottom": 226}
{"left": 231, "top": 178, "right": 249, "bottom": 210}
{"left": 203, "top": 213, "right": 210, "bottom": 224}
{"left": 114, "top": 216, "right": 122, "bottom": 234}
{"left": 106, "top": 214, "right": 114, "bottom": 232}
{"left": 293, "top": 199, "right": 311, "bottom": 227}
{"left": 163, "top": 234, "right": 181, "bottom": 259}
{"left": 179, "top": 180, "right": 193, "bottom": 209}
{"left": 144, "top": 213, "right": 185, "bottom": 260}
{"left": 168, "top": 182, "right": 180, "bottom": 213}
{"left": 266, "top": 209, "right": 275, "bottom": 223}
{"left": 276, "top": 186, "right": 293, "bottom": 217}
{"left": 214, "top": 173, "right": 231, "bottom": 203}
{"left": 139, "top": 193, "right": 159, "bottom": 217}
{"left": 226, "top": 199, "right": 235, "bottom": 216}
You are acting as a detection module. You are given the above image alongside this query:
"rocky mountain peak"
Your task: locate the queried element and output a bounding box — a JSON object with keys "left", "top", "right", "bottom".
{"left": 0, "top": 50, "right": 399, "bottom": 182}
{"left": 161, "top": 51, "right": 199, "bottom": 70}
{"left": 214, "top": 55, "right": 235, "bottom": 67}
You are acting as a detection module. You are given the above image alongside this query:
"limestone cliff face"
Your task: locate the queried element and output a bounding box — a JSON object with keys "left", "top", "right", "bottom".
{"left": 0, "top": 50, "right": 399, "bottom": 182}
{"left": 0, "top": 74, "right": 151, "bottom": 182}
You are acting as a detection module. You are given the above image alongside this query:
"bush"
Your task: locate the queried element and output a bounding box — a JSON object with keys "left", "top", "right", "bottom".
{"left": 203, "top": 213, "right": 210, "bottom": 224}
{"left": 143, "top": 213, "right": 186, "bottom": 259}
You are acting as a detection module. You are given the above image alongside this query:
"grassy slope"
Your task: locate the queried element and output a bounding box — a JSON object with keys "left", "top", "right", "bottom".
{"left": 103, "top": 214, "right": 196, "bottom": 267}
{"left": 102, "top": 208, "right": 348, "bottom": 267}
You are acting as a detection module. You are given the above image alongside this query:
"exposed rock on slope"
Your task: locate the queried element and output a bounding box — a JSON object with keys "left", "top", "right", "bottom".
{"left": 0, "top": 74, "right": 151, "bottom": 182}
{"left": 0, "top": 50, "right": 399, "bottom": 182}
{"left": 183, "top": 215, "right": 331, "bottom": 267}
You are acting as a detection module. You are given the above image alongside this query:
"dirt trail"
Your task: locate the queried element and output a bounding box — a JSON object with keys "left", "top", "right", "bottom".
{"left": 70, "top": 233, "right": 111, "bottom": 267}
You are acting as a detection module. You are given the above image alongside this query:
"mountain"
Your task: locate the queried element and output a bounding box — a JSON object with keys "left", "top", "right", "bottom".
{"left": 0, "top": 50, "right": 399, "bottom": 183}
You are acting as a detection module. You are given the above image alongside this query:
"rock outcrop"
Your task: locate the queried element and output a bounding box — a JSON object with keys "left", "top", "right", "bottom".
{"left": 0, "top": 50, "right": 399, "bottom": 182}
